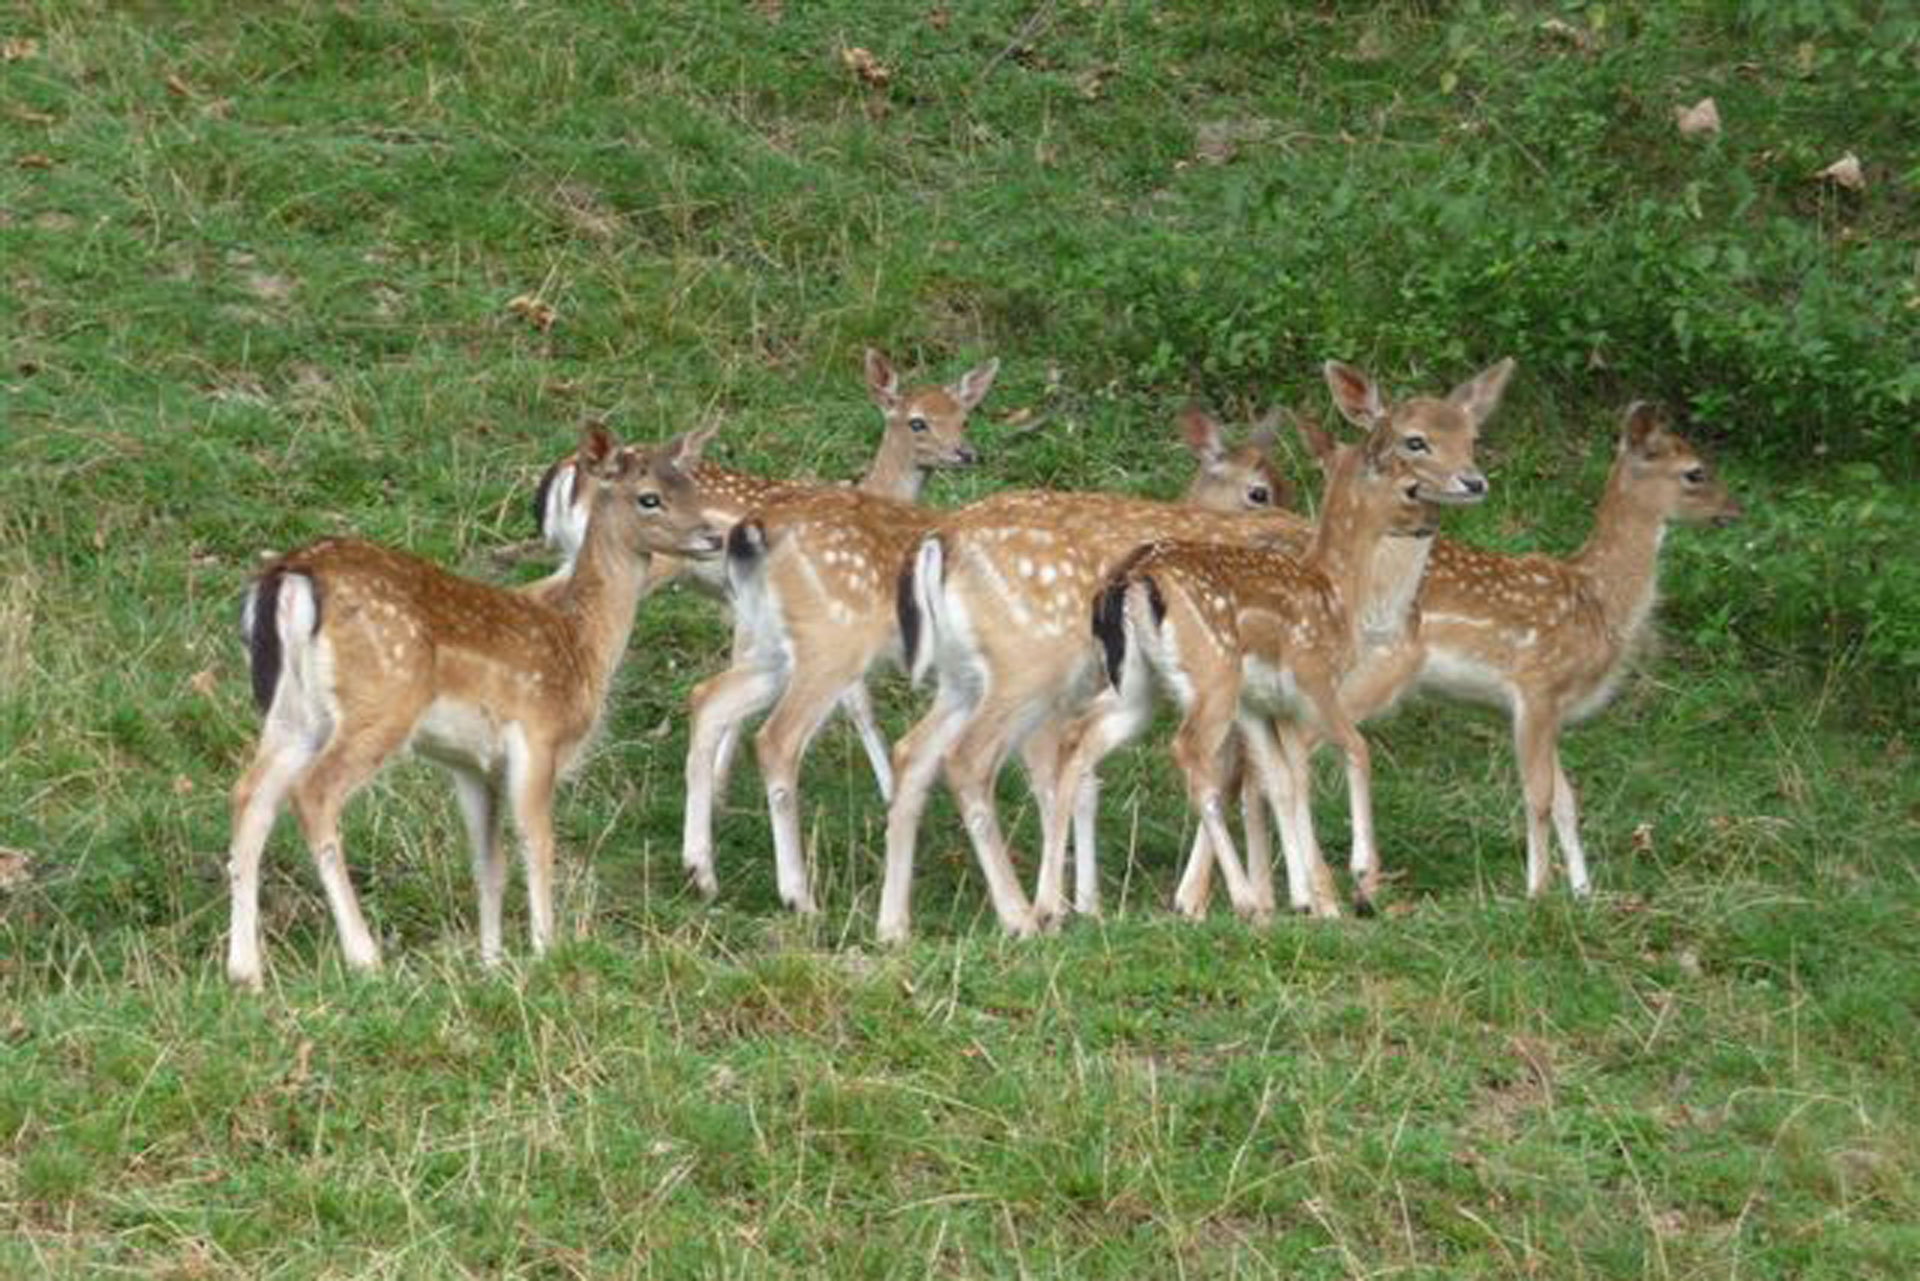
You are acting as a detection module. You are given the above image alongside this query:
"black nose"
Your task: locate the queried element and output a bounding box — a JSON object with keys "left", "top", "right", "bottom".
{"left": 956, "top": 446, "right": 979, "bottom": 466}
{"left": 1460, "top": 473, "right": 1487, "bottom": 497}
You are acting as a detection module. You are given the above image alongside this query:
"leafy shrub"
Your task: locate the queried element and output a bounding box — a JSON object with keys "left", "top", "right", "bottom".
{"left": 1672, "top": 462, "right": 1920, "bottom": 679}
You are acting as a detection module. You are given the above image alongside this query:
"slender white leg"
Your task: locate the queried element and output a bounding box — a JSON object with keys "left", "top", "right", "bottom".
{"left": 757, "top": 672, "right": 857, "bottom": 916}
{"left": 1040, "top": 683, "right": 1151, "bottom": 925}
{"left": 225, "top": 738, "right": 315, "bottom": 988}
{"left": 839, "top": 682, "right": 895, "bottom": 802}
{"left": 878, "top": 687, "right": 972, "bottom": 944}
{"left": 1514, "top": 702, "right": 1558, "bottom": 899}
{"left": 505, "top": 734, "right": 559, "bottom": 955}
{"left": 1275, "top": 724, "right": 1341, "bottom": 917}
{"left": 306, "top": 840, "right": 380, "bottom": 971}
{"left": 682, "top": 660, "right": 784, "bottom": 897}
{"left": 1239, "top": 749, "right": 1273, "bottom": 913}
{"left": 1070, "top": 771, "right": 1102, "bottom": 918}
{"left": 1174, "top": 822, "right": 1216, "bottom": 919}
{"left": 1552, "top": 757, "right": 1592, "bottom": 898}
{"left": 449, "top": 767, "right": 505, "bottom": 964}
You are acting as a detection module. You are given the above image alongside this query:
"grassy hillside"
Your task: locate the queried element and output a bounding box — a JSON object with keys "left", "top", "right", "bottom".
{"left": 3, "top": 2, "right": 1917, "bottom": 1275}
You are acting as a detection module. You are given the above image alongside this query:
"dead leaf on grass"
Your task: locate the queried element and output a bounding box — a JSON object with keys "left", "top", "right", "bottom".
{"left": 173, "top": 774, "right": 196, "bottom": 797}
{"left": 841, "top": 45, "right": 891, "bottom": 90}
{"left": 245, "top": 271, "right": 296, "bottom": 302}
{"left": 16, "top": 153, "right": 54, "bottom": 170}
{"left": 553, "top": 183, "right": 622, "bottom": 241}
{"left": 1630, "top": 821, "right": 1655, "bottom": 855}
{"left": 287, "top": 363, "right": 333, "bottom": 403}
{"left": 0, "top": 847, "right": 31, "bottom": 892}
{"left": 1816, "top": 151, "right": 1865, "bottom": 191}
{"left": 164, "top": 72, "right": 192, "bottom": 97}
{"left": 1195, "top": 118, "right": 1273, "bottom": 165}
{"left": 1674, "top": 97, "right": 1721, "bottom": 138}
{"left": 2, "top": 37, "right": 38, "bottom": 62}
{"left": 1538, "top": 17, "right": 1594, "bottom": 51}
{"left": 1508, "top": 1035, "right": 1556, "bottom": 1103}
{"left": 505, "top": 293, "right": 557, "bottom": 332}
{"left": 926, "top": 6, "right": 950, "bottom": 30}
{"left": 188, "top": 668, "right": 219, "bottom": 698}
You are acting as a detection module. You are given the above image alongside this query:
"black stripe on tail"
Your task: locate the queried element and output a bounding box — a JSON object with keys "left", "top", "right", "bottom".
{"left": 245, "top": 568, "right": 323, "bottom": 713}
{"left": 246, "top": 570, "right": 286, "bottom": 712}
{"left": 726, "top": 517, "right": 767, "bottom": 567}
{"left": 896, "top": 554, "right": 922, "bottom": 676}
{"left": 531, "top": 460, "right": 563, "bottom": 537}
{"left": 1091, "top": 543, "right": 1166, "bottom": 689}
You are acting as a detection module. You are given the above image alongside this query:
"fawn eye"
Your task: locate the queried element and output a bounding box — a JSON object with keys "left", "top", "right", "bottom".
{"left": 1683, "top": 467, "right": 1707, "bottom": 485}
{"left": 1247, "top": 485, "right": 1271, "bottom": 506}
{"left": 1404, "top": 435, "right": 1430, "bottom": 453}
{"left": 637, "top": 492, "right": 663, "bottom": 510}
{"left": 908, "top": 415, "right": 931, "bottom": 433}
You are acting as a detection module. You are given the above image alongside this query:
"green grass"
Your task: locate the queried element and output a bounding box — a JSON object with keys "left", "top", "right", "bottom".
{"left": 4, "top": 1, "right": 1918, "bottom": 1275}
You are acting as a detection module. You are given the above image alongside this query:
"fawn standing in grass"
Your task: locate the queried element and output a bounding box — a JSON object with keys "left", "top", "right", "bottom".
{"left": 1353, "top": 401, "right": 1740, "bottom": 898}
{"left": 530, "top": 350, "right": 996, "bottom": 800}
{"left": 681, "top": 405, "right": 1298, "bottom": 916}
{"left": 1179, "top": 401, "right": 1739, "bottom": 908}
{"left": 225, "top": 429, "right": 722, "bottom": 988}
{"left": 1059, "top": 419, "right": 1442, "bottom": 923}
{"left": 877, "top": 360, "right": 1511, "bottom": 942}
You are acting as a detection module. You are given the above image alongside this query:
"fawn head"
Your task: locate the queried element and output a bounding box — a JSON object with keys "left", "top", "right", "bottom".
{"left": 578, "top": 425, "right": 727, "bottom": 559}
{"left": 1619, "top": 403, "right": 1742, "bottom": 526}
{"left": 1323, "top": 357, "right": 1513, "bottom": 506}
{"left": 1357, "top": 418, "right": 1448, "bottom": 538}
{"left": 866, "top": 348, "right": 996, "bottom": 470}
{"left": 1179, "top": 406, "right": 1296, "bottom": 513}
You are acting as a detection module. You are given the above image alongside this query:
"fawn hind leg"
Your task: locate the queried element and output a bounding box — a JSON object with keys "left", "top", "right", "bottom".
{"left": 286, "top": 709, "right": 418, "bottom": 974}
{"left": 226, "top": 726, "right": 323, "bottom": 988}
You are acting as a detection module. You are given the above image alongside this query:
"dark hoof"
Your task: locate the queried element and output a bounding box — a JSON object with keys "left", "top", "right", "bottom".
{"left": 1352, "top": 896, "right": 1378, "bottom": 919}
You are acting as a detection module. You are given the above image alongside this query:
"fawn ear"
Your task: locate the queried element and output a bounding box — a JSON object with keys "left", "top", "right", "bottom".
{"left": 1447, "top": 357, "right": 1516, "bottom": 428}
{"left": 1247, "top": 404, "right": 1289, "bottom": 455}
{"left": 679, "top": 420, "right": 720, "bottom": 466}
{"left": 578, "top": 425, "right": 620, "bottom": 475}
{"left": 1324, "top": 361, "right": 1386, "bottom": 429}
{"left": 1621, "top": 401, "right": 1665, "bottom": 456}
{"left": 865, "top": 348, "right": 900, "bottom": 410}
{"left": 656, "top": 428, "right": 708, "bottom": 476}
{"left": 1179, "top": 408, "right": 1226, "bottom": 463}
{"left": 948, "top": 356, "right": 1000, "bottom": 410}
{"left": 1293, "top": 411, "right": 1341, "bottom": 470}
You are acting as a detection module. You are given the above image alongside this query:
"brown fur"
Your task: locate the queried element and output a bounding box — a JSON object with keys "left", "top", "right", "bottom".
{"left": 877, "top": 359, "right": 1512, "bottom": 942}
{"left": 224, "top": 429, "right": 722, "bottom": 988}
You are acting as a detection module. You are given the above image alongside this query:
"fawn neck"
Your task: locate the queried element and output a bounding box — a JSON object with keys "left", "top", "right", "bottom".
{"left": 1304, "top": 452, "right": 1401, "bottom": 637}
{"left": 547, "top": 498, "right": 649, "bottom": 702}
{"left": 1572, "top": 456, "right": 1669, "bottom": 639}
{"left": 858, "top": 429, "right": 927, "bottom": 503}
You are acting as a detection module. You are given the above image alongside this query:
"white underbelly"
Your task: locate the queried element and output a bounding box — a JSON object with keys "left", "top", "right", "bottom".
{"left": 411, "top": 698, "right": 509, "bottom": 774}
{"left": 1240, "top": 655, "right": 1307, "bottom": 718}
{"left": 1418, "top": 650, "right": 1515, "bottom": 711}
